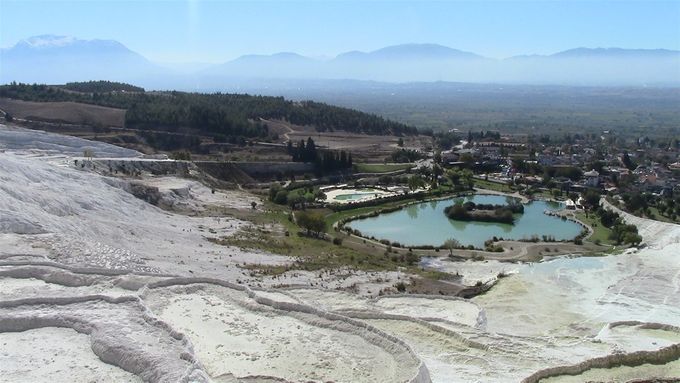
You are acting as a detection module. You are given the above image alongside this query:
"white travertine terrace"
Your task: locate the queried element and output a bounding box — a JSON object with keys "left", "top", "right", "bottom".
{"left": 1, "top": 123, "right": 679, "bottom": 382}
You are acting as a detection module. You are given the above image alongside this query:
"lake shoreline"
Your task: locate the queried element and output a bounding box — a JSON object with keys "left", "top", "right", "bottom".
{"left": 346, "top": 194, "right": 582, "bottom": 248}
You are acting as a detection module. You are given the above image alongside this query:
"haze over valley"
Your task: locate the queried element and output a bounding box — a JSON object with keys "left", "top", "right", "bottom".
{"left": 1, "top": 1, "right": 680, "bottom": 383}
{"left": 2, "top": 35, "right": 679, "bottom": 87}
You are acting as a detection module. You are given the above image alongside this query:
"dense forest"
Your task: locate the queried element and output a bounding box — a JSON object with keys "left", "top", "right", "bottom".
{"left": 0, "top": 82, "right": 418, "bottom": 141}
{"left": 59, "top": 81, "right": 145, "bottom": 93}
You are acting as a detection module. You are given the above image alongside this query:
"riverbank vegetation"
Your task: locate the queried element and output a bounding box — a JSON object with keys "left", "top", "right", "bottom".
{"left": 213, "top": 204, "right": 455, "bottom": 284}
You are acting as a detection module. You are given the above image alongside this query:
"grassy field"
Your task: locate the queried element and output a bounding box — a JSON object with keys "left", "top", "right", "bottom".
{"left": 0, "top": 98, "right": 126, "bottom": 127}
{"left": 354, "top": 163, "right": 414, "bottom": 173}
{"left": 212, "top": 203, "right": 432, "bottom": 276}
{"left": 325, "top": 200, "right": 413, "bottom": 228}
{"left": 473, "top": 178, "right": 514, "bottom": 193}
{"left": 644, "top": 206, "right": 680, "bottom": 224}
{"left": 606, "top": 197, "right": 680, "bottom": 225}
{"left": 221, "top": 189, "right": 612, "bottom": 281}
{"left": 574, "top": 211, "right": 614, "bottom": 246}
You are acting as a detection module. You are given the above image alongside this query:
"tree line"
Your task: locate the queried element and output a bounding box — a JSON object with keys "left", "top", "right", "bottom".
{"left": 288, "top": 137, "right": 353, "bottom": 174}
{"left": 60, "top": 81, "right": 145, "bottom": 93}
{"left": 0, "top": 82, "right": 418, "bottom": 142}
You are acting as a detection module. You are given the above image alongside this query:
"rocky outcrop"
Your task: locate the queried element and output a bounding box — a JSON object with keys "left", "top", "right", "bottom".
{"left": 125, "top": 181, "right": 163, "bottom": 205}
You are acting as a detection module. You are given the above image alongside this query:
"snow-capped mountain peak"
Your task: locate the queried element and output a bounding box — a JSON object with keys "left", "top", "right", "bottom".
{"left": 22, "top": 35, "right": 77, "bottom": 48}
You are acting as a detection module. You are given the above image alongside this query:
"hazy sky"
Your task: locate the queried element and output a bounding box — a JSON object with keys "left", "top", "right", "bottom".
{"left": 1, "top": 0, "right": 679, "bottom": 63}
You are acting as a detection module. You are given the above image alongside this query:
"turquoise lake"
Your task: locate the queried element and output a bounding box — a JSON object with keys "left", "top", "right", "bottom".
{"left": 346, "top": 194, "right": 583, "bottom": 248}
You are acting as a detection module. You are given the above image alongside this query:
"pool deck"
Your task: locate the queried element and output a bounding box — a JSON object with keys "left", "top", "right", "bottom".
{"left": 324, "top": 187, "right": 402, "bottom": 204}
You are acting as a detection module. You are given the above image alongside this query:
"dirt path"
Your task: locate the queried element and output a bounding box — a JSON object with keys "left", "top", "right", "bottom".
{"left": 260, "top": 118, "right": 294, "bottom": 141}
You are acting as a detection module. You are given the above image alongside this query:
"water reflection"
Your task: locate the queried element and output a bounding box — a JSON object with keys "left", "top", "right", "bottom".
{"left": 406, "top": 205, "right": 419, "bottom": 219}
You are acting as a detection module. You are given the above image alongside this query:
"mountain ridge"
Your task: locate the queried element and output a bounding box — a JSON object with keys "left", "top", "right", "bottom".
{"left": 2, "top": 35, "right": 679, "bottom": 86}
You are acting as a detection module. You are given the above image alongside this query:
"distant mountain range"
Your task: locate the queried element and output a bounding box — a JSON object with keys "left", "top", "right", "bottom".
{"left": 334, "top": 44, "right": 484, "bottom": 61}
{"left": 1, "top": 35, "right": 160, "bottom": 84}
{"left": 2, "top": 35, "right": 679, "bottom": 87}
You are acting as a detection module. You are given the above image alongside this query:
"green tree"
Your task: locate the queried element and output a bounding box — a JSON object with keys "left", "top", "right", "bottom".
{"left": 287, "top": 192, "right": 305, "bottom": 209}
{"left": 443, "top": 238, "right": 460, "bottom": 256}
{"left": 582, "top": 189, "right": 601, "bottom": 209}
{"left": 461, "top": 169, "right": 474, "bottom": 189}
{"left": 305, "top": 137, "right": 317, "bottom": 162}
{"left": 170, "top": 151, "right": 191, "bottom": 161}
{"left": 447, "top": 168, "right": 462, "bottom": 186}
{"left": 622, "top": 152, "right": 636, "bottom": 171}
{"left": 624, "top": 232, "right": 643, "bottom": 246}
{"left": 407, "top": 175, "right": 426, "bottom": 192}
{"left": 296, "top": 211, "right": 326, "bottom": 237}
{"left": 273, "top": 190, "right": 288, "bottom": 205}
{"left": 268, "top": 184, "right": 282, "bottom": 201}
{"left": 405, "top": 249, "right": 419, "bottom": 265}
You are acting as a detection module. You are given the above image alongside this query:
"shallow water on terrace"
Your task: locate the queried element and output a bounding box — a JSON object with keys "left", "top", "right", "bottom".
{"left": 346, "top": 194, "right": 582, "bottom": 248}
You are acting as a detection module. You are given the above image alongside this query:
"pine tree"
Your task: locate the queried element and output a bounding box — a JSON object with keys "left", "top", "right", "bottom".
{"left": 305, "top": 137, "right": 317, "bottom": 162}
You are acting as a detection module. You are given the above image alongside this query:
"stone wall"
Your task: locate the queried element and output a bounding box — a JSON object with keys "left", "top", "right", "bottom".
{"left": 195, "top": 161, "right": 314, "bottom": 183}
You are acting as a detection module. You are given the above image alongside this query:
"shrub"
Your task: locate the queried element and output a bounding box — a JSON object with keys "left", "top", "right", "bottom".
{"left": 444, "top": 202, "right": 517, "bottom": 224}
{"left": 274, "top": 190, "right": 288, "bottom": 205}
{"left": 405, "top": 250, "right": 419, "bottom": 265}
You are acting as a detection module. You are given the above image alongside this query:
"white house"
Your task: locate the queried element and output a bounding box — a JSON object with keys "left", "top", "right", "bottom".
{"left": 584, "top": 169, "right": 600, "bottom": 187}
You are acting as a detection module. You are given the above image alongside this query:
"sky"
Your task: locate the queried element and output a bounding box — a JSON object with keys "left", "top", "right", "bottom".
{"left": 1, "top": 0, "right": 679, "bottom": 63}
